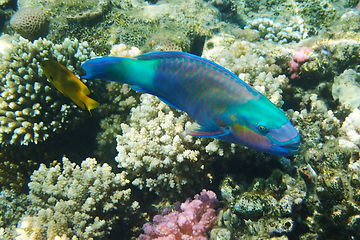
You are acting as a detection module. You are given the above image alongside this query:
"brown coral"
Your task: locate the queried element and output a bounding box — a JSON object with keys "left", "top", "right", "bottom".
{"left": 10, "top": 7, "right": 48, "bottom": 41}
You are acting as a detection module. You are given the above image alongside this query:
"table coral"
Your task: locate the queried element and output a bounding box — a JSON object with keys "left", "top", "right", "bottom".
{"left": 139, "top": 189, "right": 219, "bottom": 240}
{"left": 12, "top": 157, "right": 136, "bottom": 240}
{"left": 0, "top": 36, "right": 98, "bottom": 145}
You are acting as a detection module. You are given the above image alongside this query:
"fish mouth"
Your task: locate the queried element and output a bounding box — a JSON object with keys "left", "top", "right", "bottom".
{"left": 271, "top": 140, "right": 300, "bottom": 156}
{"left": 283, "top": 141, "right": 300, "bottom": 154}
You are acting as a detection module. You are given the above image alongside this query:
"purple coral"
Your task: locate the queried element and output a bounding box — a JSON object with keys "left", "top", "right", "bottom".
{"left": 140, "top": 190, "right": 219, "bottom": 240}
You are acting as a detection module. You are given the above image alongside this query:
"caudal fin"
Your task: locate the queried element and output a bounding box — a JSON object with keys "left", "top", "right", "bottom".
{"left": 82, "top": 96, "right": 100, "bottom": 116}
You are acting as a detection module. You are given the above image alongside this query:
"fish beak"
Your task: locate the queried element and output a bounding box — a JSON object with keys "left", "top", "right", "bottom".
{"left": 271, "top": 138, "right": 300, "bottom": 156}
{"left": 283, "top": 141, "right": 300, "bottom": 155}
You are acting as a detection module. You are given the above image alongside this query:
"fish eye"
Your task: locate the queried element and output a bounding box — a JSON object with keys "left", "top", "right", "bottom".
{"left": 258, "top": 125, "right": 268, "bottom": 133}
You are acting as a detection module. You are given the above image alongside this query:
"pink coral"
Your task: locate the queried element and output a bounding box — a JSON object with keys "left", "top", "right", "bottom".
{"left": 289, "top": 46, "right": 312, "bottom": 79}
{"left": 293, "top": 46, "right": 311, "bottom": 62}
{"left": 140, "top": 190, "right": 219, "bottom": 240}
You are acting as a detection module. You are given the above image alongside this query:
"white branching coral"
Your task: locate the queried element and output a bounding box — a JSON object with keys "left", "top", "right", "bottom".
{"left": 0, "top": 35, "right": 97, "bottom": 145}
{"left": 339, "top": 108, "right": 360, "bottom": 151}
{"left": 109, "top": 43, "right": 141, "bottom": 57}
{"left": 115, "top": 94, "right": 230, "bottom": 198}
{"left": 13, "top": 157, "right": 135, "bottom": 240}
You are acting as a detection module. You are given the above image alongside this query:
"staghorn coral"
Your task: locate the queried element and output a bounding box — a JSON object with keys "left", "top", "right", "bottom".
{"left": 0, "top": 35, "right": 98, "bottom": 145}
{"left": 10, "top": 157, "right": 137, "bottom": 240}
{"left": 10, "top": 7, "right": 48, "bottom": 41}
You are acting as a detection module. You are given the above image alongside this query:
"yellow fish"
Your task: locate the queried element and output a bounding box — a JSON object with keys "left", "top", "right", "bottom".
{"left": 40, "top": 60, "right": 100, "bottom": 115}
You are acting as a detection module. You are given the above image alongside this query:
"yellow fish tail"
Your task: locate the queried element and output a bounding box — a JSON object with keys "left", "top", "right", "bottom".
{"left": 81, "top": 95, "right": 100, "bottom": 115}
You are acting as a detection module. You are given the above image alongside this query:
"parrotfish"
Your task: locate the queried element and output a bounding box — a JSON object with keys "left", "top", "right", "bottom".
{"left": 41, "top": 60, "right": 100, "bottom": 115}
{"left": 82, "top": 51, "right": 300, "bottom": 156}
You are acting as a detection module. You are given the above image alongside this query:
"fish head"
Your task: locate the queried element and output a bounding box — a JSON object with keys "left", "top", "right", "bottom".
{"left": 229, "top": 96, "right": 300, "bottom": 156}
{"left": 40, "top": 60, "right": 59, "bottom": 83}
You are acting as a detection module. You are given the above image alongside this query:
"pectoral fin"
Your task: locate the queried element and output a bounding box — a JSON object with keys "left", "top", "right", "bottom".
{"left": 186, "top": 122, "right": 230, "bottom": 138}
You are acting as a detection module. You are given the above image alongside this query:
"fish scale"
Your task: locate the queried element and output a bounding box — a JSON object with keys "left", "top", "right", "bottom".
{"left": 82, "top": 51, "right": 300, "bottom": 156}
{"left": 155, "top": 56, "right": 253, "bottom": 120}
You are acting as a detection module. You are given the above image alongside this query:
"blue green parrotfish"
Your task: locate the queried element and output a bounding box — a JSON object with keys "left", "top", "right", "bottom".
{"left": 82, "top": 51, "right": 300, "bottom": 156}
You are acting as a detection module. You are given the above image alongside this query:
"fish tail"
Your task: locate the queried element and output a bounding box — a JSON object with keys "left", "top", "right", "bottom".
{"left": 82, "top": 96, "right": 100, "bottom": 116}
{"left": 82, "top": 57, "right": 157, "bottom": 89}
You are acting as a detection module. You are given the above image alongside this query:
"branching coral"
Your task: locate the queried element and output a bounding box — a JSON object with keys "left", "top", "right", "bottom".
{"left": 115, "top": 94, "right": 240, "bottom": 199}
{"left": 115, "top": 95, "right": 212, "bottom": 198}
{"left": 339, "top": 108, "right": 360, "bottom": 151}
{"left": 0, "top": 36, "right": 98, "bottom": 145}
{"left": 12, "top": 157, "right": 136, "bottom": 240}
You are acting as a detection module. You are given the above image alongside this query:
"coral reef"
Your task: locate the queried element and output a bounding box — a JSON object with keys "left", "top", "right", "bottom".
{"left": 289, "top": 46, "right": 312, "bottom": 79}
{"left": 332, "top": 69, "right": 360, "bottom": 110}
{"left": 143, "top": 32, "right": 190, "bottom": 53}
{"left": 2, "top": 0, "right": 360, "bottom": 239}
{"left": 8, "top": 157, "right": 137, "bottom": 239}
{"left": 216, "top": 170, "right": 306, "bottom": 239}
{"left": 339, "top": 108, "right": 360, "bottom": 151}
{"left": 245, "top": 18, "right": 303, "bottom": 43}
{"left": 95, "top": 81, "right": 141, "bottom": 161}
{"left": 109, "top": 43, "right": 141, "bottom": 58}
{"left": 115, "top": 94, "right": 215, "bottom": 198}
{"left": 0, "top": 190, "right": 26, "bottom": 229}
{"left": 94, "top": 43, "right": 142, "bottom": 161}
{"left": 0, "top": 9, "right": 5, "bottom": 34}
{"left": 140, "top": 189, "right": 219, "bottom": 240}
{"left": 0, "top": 35, "right": 98, "bottom": 145}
